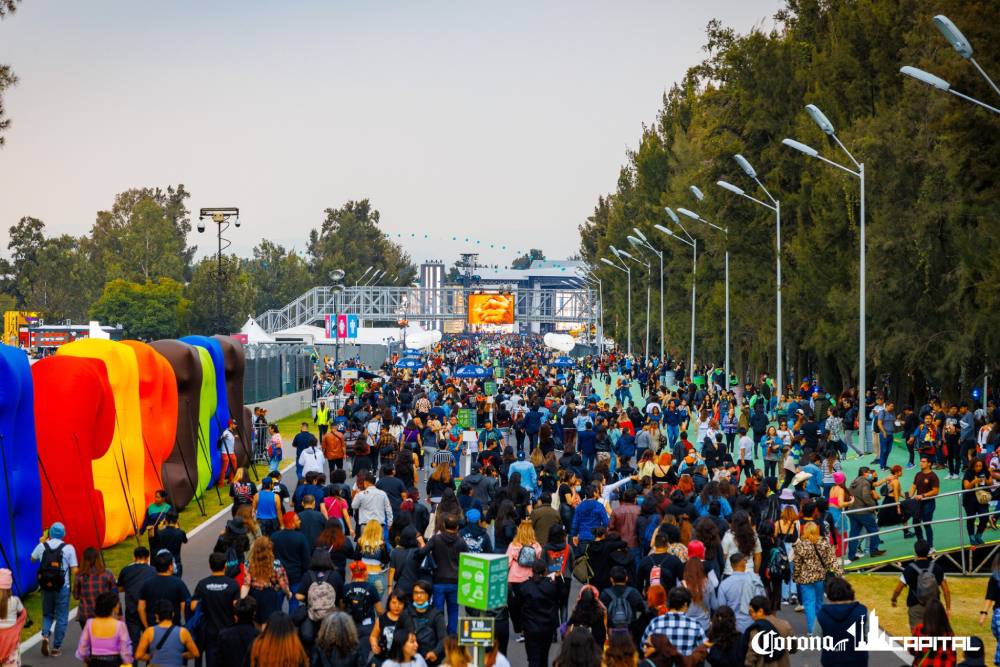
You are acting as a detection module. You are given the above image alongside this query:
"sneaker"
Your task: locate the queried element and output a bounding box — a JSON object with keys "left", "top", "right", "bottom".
{"left": 795, "top": 604, "right": 805, "bottom": 612}
{"left": 928, "top": 547, "right": 936, "bottom": 555}
{"left": 789, "top": 595, "right": 799, "bottom": 606}
{"left": 41, "top": 637, "right": 49, "bottom": 657}
{"left": 515, "top": 633, "right": 525, "bottom": 643}
{"left": 50, "top": 648, "right": 62, "bottom": 657}
{"left": 871, "top": 549, "right": 887, "bottom": 556}
{"left": 842, "top": 558, "right": 852, "bottom": 565}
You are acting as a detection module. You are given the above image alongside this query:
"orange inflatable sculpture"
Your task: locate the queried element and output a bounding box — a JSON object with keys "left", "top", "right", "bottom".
{"left": 56, "top": 340, "right": 146, "bottom": 545}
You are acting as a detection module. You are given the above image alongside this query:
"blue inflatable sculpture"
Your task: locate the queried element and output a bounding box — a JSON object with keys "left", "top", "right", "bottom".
{"left": 180, "top": 336, "right": 230, "bottom": 486}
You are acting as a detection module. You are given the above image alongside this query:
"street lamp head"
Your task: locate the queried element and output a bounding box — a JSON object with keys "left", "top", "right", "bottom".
{"left": 617, "top": 248, "right": 635, "bottom": 260}
{"left": 632, "top": 227, "right": 648, "bottom": 243}
{"left": 627, "top": 235, "right": 642, "bottom": 248}
{"left": 716, "top": 180, "right": 745, "bottom": 196}
{"left": 676, "top": 207, "right": 700, "bottom": 221}
{"left": 734, "top": 154, "right": 757, "bottom": 178}
{"left": 782, "top": 138, "right": 819, "bottom": 157}
{"left": 600, "top": 257, "right": 618, "bottom": 268}
{"left": 900, "top": 65, "right": 951, "bottom": 91}
{"left": 933, "top": 15, "right": 972, "bottom": 59}
{"left": 329, "top": 269, "right": 345, "bottom": 282}
{"left": 805, "top": 104, "right": 836, "bottom": 135}
{"left": 610, "top": 245, "right": 622, "bottom": 258}
{"left": 689, "top": 185, "right": 705, "bottom": 201}
{"left": 654, "top": 224, "right": 675, "bottom": 237}
{"left": 664, "top": 207, "right": 680, "bottom": 224}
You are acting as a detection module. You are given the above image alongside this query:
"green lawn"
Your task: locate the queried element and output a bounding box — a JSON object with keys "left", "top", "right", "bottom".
{"left": 846, "top": 573, "right": 992, "bottom": 663}
{"left": 18, "top": 409, "right": 310, "bottom": 641}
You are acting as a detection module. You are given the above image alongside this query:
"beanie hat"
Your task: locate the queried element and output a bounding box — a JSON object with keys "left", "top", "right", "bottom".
{"left": 49, "top": 522, "right": 66, "bottom": 540}
{"left": 832, "top": 471, "right": 846, "bottom": 485}
{"left": 466, "top": 509, "right": 482, "bottom": 524}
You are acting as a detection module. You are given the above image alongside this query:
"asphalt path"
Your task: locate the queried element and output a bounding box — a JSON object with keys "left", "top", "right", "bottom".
{"left": 17, "top": 453, "right": 909, "bottom": 666}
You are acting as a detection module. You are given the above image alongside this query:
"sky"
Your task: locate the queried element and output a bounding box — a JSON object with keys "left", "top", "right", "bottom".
{"left": 0, "top": 0, "right": 783, "bottom": 268}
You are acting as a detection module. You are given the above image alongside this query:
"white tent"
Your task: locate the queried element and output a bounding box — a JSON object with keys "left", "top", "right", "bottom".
{"left": 240, "top": 316, "right": 276, "bottom": 344}
{"left": 88, "top": 320, "right": 111, "bottom": 340}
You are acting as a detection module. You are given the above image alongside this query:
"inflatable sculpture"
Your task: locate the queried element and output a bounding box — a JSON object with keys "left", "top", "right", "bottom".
{"left": 214, "top": 335, "right": 251, "bottom": 468}
{"left": 33, "top": 356, "right": 116, "bottom": 555}
{"left": 57, "top": 339, "right": 145, "bottom": 544}
{"left": 0, "top": 343, "right": 42, "bottom": 595}
{"left": 121, "top": 341, "right": 178, "bottom": 506}
{"left": 181, "top": 336, "right": 229, "bottom": 486}
{"left": 149, "top": 340, "right": 204, "bottom": 508}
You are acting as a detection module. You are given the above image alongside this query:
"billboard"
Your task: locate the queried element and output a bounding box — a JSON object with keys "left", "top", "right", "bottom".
{"left": 467, "top": 293, "right": 514, "bottom": 325}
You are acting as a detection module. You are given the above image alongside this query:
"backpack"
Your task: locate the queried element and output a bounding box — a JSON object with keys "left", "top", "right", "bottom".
{"left": 223, "top": 546, "right": 242, "bottom": 580}
{"left": 607, "top": 588, "right": 635, "bottom": 628}
{"left": 913, "top": 562, "right": 940, "bottom": 604}
{"left": 36, "top": 542, "right": 66, "bottom": 591}
{"left": 546, "top": 545, "right": 571, "bottom": 577}
{"left": 344, "top": 583, "right": 372, "bottom": 624}
{"left": 517, "top": 545, "right": 537, "bottom": 567}
{"left": 764, "top": 546, "right": 791, "bottom": 584}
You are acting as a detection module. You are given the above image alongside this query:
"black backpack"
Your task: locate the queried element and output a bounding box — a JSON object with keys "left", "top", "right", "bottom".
{"left": 607, "top": 588, "right": 635, "bottom": 628}
{"left": 36, "top": 542, "right": 66, "bottom": 591}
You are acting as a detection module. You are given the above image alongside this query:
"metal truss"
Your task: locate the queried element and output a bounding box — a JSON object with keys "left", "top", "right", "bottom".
{"left": 257, "top": 285, "right": 598, "bottom": 333}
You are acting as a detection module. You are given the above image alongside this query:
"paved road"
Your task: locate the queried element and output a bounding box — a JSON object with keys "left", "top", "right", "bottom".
{"left": 17, "top": 466, "right": 909, "bottom": 667}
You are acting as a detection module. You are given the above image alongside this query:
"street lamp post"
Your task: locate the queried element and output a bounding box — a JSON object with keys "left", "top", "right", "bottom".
{"left": 677, "top": 193, "right": 730, "bottom": 389}
{"left": 717, "top": 153, "right": 782, "bottom": 390}
{"left": 655, "top": 210, "right": 697, "bottom": 375}
{"left": 601, "top": 254, "right": 631, "bottom": 356}
{"left": 197, "top": 207, "right": 240, "bottom": 334}
{"left": 629, "top": 229, "right": 664, "bottom": 362}
{"left": 577, "top": 268, "right": 605, "bottom": 353}
{"left": 900, "top": 15, "right": 1000, "bottom": 116}
{"left": 783, "top": 104, "right": 865, "bottom": 427}
{"left": 617, "top": 248, "right": 651, "bottom": 359}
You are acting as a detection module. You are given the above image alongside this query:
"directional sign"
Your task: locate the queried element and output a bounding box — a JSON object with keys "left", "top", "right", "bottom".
{"left": 458, "top": 553, "right": 507, "bottom": 611}
{"left": 459, "top": 617, "right": 495, "bottom": 647}
{"left": 457, "top": 408, "right": 477, "bottom": 430}
{"left": 346, "top": 314, "right": 359, "bottom": 339}
{"left": 336, "top": 314, "right": 348, "bottom": 339}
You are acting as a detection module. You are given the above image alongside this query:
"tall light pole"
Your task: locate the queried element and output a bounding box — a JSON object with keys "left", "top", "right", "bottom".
{"left": 617, "top": 247, "right": 651, "bottom": 359}
{"left": 677, "top": 192, "right": 730, "bottom": 389}
{"left": 783, "top": 103, "right": 865, "bottom": 412}
{"left": 601, "top": 254, "right": 631, "bottom": 356}
{"left": 355, "top": 266, "right": 374, "bottom": 286}
{"left": 197, "top": 207, "right": 240, "bottom": 333}
{"left": 900, "top": 15, "right": 1000, "bottom": 116}
{"left": 628, "top": 229, "right": 664, "bottom": 361}
{"left": 328, "top": 270, "right": 345, "bottom": 368}
{"left": 656, "top": 209, "right": 697, "bottom": 375}
{"left": 717, "top": 152, "right": 782, "bottom": 389}
{"left": 576, "top": 268, "right": 605, "bottom": 352}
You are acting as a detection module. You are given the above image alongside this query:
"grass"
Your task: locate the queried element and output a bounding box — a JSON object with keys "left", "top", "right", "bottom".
{"left": 845, "top": 573, "right": 993, "bottom": 662}
{"left": 17, "top": 409, "right": 311, "bottom": 641}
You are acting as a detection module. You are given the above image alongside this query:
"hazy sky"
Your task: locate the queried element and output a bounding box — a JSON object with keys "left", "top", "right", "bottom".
{"left": 0, "top": 1, "right": 782, "bottom": 267}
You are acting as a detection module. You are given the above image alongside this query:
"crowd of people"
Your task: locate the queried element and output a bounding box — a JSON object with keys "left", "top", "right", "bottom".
{"left": 2, "top": 334, "right": 997, "bottom": 667}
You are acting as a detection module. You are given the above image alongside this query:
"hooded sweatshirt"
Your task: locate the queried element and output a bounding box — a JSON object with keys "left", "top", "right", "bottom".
{"left": 417, "top": 530, "right": 468, "bottom": 584}
{"left": 817, "top": 600, "right": 869, "bottom": 667}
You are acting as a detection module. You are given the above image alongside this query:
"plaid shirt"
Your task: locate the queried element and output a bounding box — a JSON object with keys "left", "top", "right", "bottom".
{"left": 641, "top": 612, "right": 706, "bottom": 656}
{"left": 910, "top": 625, "right": 956, "bottom": 667}
{"left": 73, "top": 569, "right": 117, "bottom": 621}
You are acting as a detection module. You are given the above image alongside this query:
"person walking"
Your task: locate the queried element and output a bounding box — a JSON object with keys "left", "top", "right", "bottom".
{"left": 322, "top": 424, "right": 347, "bottom": 472}
{"left": 0, "top": 568, "right": 27, "bottom": 667}
{"left": 910, "top": 455, "right": 941, "bottom": 550}
{"left": 219, "top": 421, "right": 239, "bottom": 486}
{"left": 418, "top": 514, "right": 469, "bottom": 635}
{"left": 254, "top": 477, "right": 283, "bottom": 536}
{"left": 74, "top": 591, "right": 134, "bottom": 666}
{"left": 791, "top": 522, "right": 843, "bottom": 634}
{"left": 267, "top": 424, "right": 284, "bottom": 474}
{"left": 240, "top": 536, "right": 292, "bottom": 625}
{"left": 72, "top": 547, "right": 118, "bottom": 628}
{"left": 135, "top": 599, "right": 200, "bottom": 666}
{"left": 271, "top": 512, "right": 312, "bottom": 612}
{"left": 817, "top": 577, "right": 869, "bottom": 667}
{"left": 891, "top": 540, "right": 951, "bottom": 632}
{"left": 117, "top": 546, "right": 156, "bottom": 651}
{"left": 30, "top": 521, "right": 78, "bottom": 657}
{"left": 846, "top": 468, "right": 885, "bottom": 562}
{"left": 518, "top": 560, "right": 561, "bottom": 667}
{"left": 191, "top": 552, "right": 241, "bottom": 667}
{"left": 716, "top": 552, "right": 765, "bottom": 632}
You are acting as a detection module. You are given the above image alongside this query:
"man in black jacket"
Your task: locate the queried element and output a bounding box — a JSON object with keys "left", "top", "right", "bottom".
{"left": 217, "top": 597, "right": 258, "bottom": 667}
{"left": 270, "top": 512, "right": 311, "bottom": 613}
{"left": 416, "top": 514, "right": 468, "bottom": 635}
{"left": 519, "top": 560, "right": 561, "bottom": 667}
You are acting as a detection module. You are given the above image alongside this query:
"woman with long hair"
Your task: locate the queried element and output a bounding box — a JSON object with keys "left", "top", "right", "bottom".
{"left": 370, "top": 589, "right": 407, "bottom": 663}
{"left": 963, "top": 456, "right": 991, "bottom": 545}
{"left": 250, "top": 611, "right": 308, "bottom": 667}
{"left": 493, "top": 500, "right": 519, "bottom": 554}
{"left": 355, "top": 519, "right": 391, "bottom": 597}
{"left": 382, "top": 630, "right": 427, "bottom": 667}
{"left": 705, "top": 606, "right": 742, "bottom": 667}
{"left": 230, "top": 467, "right": 258, "bottom": 517}
{"left": 321, "top": 485, "right": 353, "bottom": 534}
{"left": 553, "top": 627, "right": 601, "bottom": 667}
{"left": 567, "top": 586, "right": 607, "bottom": 650}
{"left": 241, "top": 535, "right": 291, "bottom": 624}
{"left": 630, "top": 584, "right": 667, "bottom": 649}
{"left": 720, "top": 511, "right": 761, "bottom": 575}
{"left": 792, "top": 522, "right": 843, "bottom": 634}
{"left": 441, "top": 636, "right": 472, "bottom": 667}
{"left": 681, "top": 557, "right": 715, "bottom": 631}
{"left": 426, "top": 462, "right": 453, "bottom": 505}
{"left": 910, "top": 598, "right": 955, "bottom": 666}
{"left": 506, "top": 520, "right": 542, "bottom": 642}
{"left": 72, "top": 547, "right": 117, "bottom": 627}
{"left": 693, "top": 517, "right": 723, "bottom": 580}
{"left": 313, "top": 611, "right": 364, "bottom": 667}
{"left": 235, "top": 504, "right": 263, "bottom": 541}
{"left": 316, "top": 519, "right": 354, "bottom": 579}
{"left": 604, "top": 632, "right": 639, "bottom": 667}
{"left": 774, "top": 505, "right": 799, "bottom": 608}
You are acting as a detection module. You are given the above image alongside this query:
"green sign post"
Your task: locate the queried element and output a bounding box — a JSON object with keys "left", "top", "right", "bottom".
{"left": 493, "top": 367, "right": 504, "bottom": 379}
{"left": 458, "top": 616, "right": 495, "bottom": 667}
{"left": 484, "top": 381, "right": 497, "bottom": 396}
{"left": 457, "top": 408, "right": 477, "bottom": 430}
{"left": 458, "top": 553, "right": 508, "bottom": 611}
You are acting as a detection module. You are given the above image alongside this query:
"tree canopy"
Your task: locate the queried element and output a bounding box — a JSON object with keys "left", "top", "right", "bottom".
{"left": 579, "top": 0, "right": 1000, "bottom": 400}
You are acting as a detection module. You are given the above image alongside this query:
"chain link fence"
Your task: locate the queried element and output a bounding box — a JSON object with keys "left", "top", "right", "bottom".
{"left": 244, "top": 343, "right": 314, "bottom": 404}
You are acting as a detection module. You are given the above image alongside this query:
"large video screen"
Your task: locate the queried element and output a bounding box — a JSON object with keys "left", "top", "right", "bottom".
{"left": 467, "top": 293, "right": 515, "bottom": 325}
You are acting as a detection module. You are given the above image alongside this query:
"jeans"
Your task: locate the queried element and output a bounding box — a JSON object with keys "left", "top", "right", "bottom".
{"left": 780, "top": 543, "right": 797, "bottom": 602}
{"left": 433, "top": 583, "right": 460, "bottom": 634}
{"left": 666, "top": 425, "right": 680, "bottom": 448}
{"left": 451, "top": 450, "right": 461, "bottom": 478}
{"left": 268, "top": 458, "right": 280, "bottom": 473}
{"left": 41, "top": 586, "right": 70, "bottom": 648}
{"left": 799, "top": 580, "right": 825, "bottom": 633}
{"left": 219, "top": 453, "right": 237, "bottom": 485}
{"left": 847, "top": 512, "right": 881, "bottom": 559}
{"left": 913, "top": 500, "right": 936, "bottom": 547}
{"left": 582, "top": 453, "right": 596, "bottom": 473}
{"left": 878, "top": 433, "right": 894, "bottom": 469}
{"left": 764, "top": 459, "right": 778, "bottom": 479}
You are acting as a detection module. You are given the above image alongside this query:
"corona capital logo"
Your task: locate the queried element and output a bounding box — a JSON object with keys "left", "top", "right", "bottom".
{"left": 750, "top": 609, "right": 979, "bottom": 655}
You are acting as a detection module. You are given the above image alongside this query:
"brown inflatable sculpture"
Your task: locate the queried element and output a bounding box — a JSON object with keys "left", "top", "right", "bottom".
{"left": 213, "top": 335, "right": 253, "bottom": 469}
{"left": 149, "top": 340, "right": 203, "bottom": 511}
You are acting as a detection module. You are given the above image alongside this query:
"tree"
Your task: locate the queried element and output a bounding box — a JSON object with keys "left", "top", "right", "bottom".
{"left": 7, "top": 216, "right": 46, "bottom": 305}
{"left": 306, "top": 200, "right": 417, "bottom": 286}
{"left": 185, "top": 255, "right": 257, "bottom": 335}
{"left": 89, "top": 278, "right": 190, "bottom": 340}
{"left": 246, "top": 240, "right": 313, "bottom": 314}
{"left": 0, "top": 0, "right": 20, "bottom": 146}
{"left": 20, "top": 234, "right": 95, "bottom": 321}
{"left": 511, "top": 249, "right": 545, "bottom": 270}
